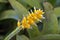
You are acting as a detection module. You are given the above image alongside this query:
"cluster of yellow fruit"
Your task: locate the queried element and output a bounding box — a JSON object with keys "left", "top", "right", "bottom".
{"left": 17, "top": 7, "right": 45, "bottom": 29}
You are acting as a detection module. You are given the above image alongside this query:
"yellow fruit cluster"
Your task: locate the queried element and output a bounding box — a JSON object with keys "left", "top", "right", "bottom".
{"left": 17, "top": 8, "right": 44, "bottom": 29}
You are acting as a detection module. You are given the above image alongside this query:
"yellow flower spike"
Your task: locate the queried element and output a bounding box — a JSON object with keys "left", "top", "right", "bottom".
{"left": 18, "top": 7, "right": 45, "bottom": 29}
{"left": 27, "top": 16, "right": 34, "bottom": 24}
{"left": 31, "top": 13, "right": 40, "bottom": 21}
{"left": 34, "top": 11, "right": 43, "bottom": 18}
{"left": 28, "top": 12, "right": 38, "bottom": 21}
{"left": 34, "top": 7, "right": 37, "bottom": 13}
{"left": 36, "top": 14, "right": 43, "bottom": 19}
{"left": 36, "top": 9, "right": 44, "bottom": 15}
{"left": 17, "top": 20, "right": 21, "bottom": 27}
{"left": 28, "top": 11, "right": 42, "bottom": 23}
{"left": 24, "top": 23, "right": 30, "bottom": 29}
{"left": 31, "top": 12, "right": 37, "bottom": 19}
{"left": 21, "top": 17, "right": 30, "bottom": 29}
{"left": 21, "top": 17, "right": 27, "bottom": 29}
{"left": 31, "top": 13, "right": 42, "bottom": 22}
{"left": 33, "top": 8, "right": 44, "bottom": 19}
{"left": 22, "top": 22, "right": 30, "bottom": 29}
{"left": 28, "top": 13, "right": 32, "bottom": 17}
{"left": 27, "top": 13, "right": 34, "bottom": 22}
{"left": 27, "top": 13, "right": 38, "bottom": 26}
{"left": 21, "top": 17, "right": 26, "bottom": 24}
{"left": 28, "top": 13, "right": 35, "bottom": 21}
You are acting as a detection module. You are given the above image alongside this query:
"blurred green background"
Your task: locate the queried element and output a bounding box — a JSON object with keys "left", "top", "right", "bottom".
{"left": 0, "top": 0, "right": 60, "bottom": 40}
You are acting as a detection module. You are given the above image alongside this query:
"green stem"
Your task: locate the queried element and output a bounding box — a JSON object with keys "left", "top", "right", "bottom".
{"left": 4, "top": 26, "right": 22, "bottom": 40}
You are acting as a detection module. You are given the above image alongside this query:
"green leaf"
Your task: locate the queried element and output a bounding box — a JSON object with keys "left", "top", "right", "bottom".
{"left": 47, "top": 0, "right": 56, "bottom": 6}
{"left": 43, "top": 2, "right": 53, "bottom": 11}
{"left": 40, "top": 34, "right": 60, "bottom": 40}
{"left": 0, "top": 3, "right": 8, "bottom": 12}
{"left": 54, "top": 7, "right": 60, "bottom": 33}
{"left": 17, "top": 0, "right": 41, "bottom": 8}
{"left": 58, "top": 18, "right": 60, "bottom": 27}
{"left": 56, "top": 0, "right": 60, "bottom": 7}
{"left": 0, "top": 10, "right": 18, "bottom": 20}
{"left": 58, "top": 18, "right": 60, "bottom": 33}
{"left": 0, "top": 0, "right": 8, "bottom": 3}
{"left": 0, "top": 35, "right": 4, "bottom": 40}
{"left": 16, "top": 35, "right": 29, "bottom": 40}
{"left": 54, "top": 7, "right": 60, "bottom": 17}
{"left": 30, "top": 34, "right": 60, "bottom": 40}
{"left": 4, "top": 26, "right": 22, "bottom": 40}
{"left": 17, "top": 0, "right": 30, "bottom": 9}
{"left": 30, "top": 36, "right": 40, "bottom": 40}
{"left": 42, "top": 2, "right": 58, "bottom": 34}
{"left": 27, "top": 25, "right": 41, "bottom": 39}
{"left": 0, "top": 10, "right": 19, "bottom": 36}
{"left": 8, "top": 0, "right": 28, "bottom": 19}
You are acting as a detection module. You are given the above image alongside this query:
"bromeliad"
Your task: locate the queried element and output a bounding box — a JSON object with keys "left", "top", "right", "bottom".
{"left": 17, "top": 7, "right": 45, "bottom": 29}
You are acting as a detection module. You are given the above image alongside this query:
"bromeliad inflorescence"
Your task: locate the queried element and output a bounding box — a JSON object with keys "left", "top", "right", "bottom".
{"left": 17, "top": 7, "right": 45, "bottom": 29}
